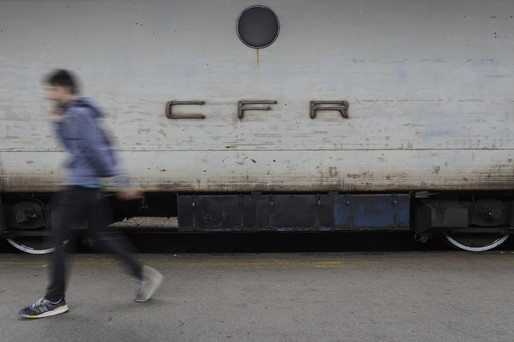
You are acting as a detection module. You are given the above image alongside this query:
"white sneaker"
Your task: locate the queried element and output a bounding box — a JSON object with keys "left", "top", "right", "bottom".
{"left": 134, "top": 265, "right": 163, "bottom": 303}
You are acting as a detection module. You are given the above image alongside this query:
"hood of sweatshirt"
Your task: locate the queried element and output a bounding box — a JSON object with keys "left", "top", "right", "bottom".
{"left": 62, "top": 97, "right": 103, "bottom": 119}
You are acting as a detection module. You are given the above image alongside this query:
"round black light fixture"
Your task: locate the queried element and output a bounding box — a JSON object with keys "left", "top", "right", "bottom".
{"left": 237, "top": 5, "right": 279, "bottom": 49}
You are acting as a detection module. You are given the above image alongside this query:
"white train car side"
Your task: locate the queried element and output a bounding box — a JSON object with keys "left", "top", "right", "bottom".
{"left": 1, "top": 0, "right": 513, "bottom": 252}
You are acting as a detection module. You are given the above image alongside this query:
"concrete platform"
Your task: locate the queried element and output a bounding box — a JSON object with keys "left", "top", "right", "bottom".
{"left": 1, "top": 252, "right": 514, "bottom": 341}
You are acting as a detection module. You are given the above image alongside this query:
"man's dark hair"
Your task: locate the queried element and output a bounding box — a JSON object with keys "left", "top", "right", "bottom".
{"left": 44, "top": 69, "right": 79, "bottom": 94}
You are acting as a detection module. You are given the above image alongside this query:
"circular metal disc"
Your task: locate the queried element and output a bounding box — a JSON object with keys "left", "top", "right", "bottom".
{"left": 237, "top": 5, "right": 280, "bottom": 49}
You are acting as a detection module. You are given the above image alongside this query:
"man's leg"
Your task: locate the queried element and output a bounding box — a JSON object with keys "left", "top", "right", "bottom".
{"left": 87, "top": 190, "right": 143, "bottom": 280}
{"left": 19, "top": 187, "right": 84, "bottom": 318}
{"left": 88, "top": 191, "right": 162, "bottom": 302}
{"left": 45, "top": 187, "right": 85, "bottom": 301}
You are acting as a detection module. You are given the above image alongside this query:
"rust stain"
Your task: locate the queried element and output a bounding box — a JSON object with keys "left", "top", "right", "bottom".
{"left": 328, "top": 167, "right": 338, "bottom": 177}
{"left": 256, "top": 49, "right": 260, "bottom": 67}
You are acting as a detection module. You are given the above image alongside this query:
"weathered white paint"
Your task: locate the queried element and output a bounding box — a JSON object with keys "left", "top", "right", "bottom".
{"left": 1, "top": 149, "right": 512, "bottom": 192}
{"left": 0, "top": 0, "right": 513, "bottom": 192}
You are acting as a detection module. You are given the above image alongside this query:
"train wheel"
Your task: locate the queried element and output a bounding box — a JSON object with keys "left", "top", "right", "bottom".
{"left": 440, "top": 231, "right": 509, "bottom": 252}
{"left": 6, "top": 236, "right": 56, "bottom": 255}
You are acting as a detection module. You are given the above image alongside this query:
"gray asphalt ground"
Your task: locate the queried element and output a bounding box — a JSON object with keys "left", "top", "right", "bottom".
{"left": 1, "top": 252, "right": 514, "bottom": 342}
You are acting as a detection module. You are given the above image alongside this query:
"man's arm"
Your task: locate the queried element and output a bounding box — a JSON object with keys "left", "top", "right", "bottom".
{"left": 72, "top": 108, "right": 143, "bottom": 200}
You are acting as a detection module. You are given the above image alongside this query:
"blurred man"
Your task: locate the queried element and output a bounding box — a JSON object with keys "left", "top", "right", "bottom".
{"left": 19, "top": 70, "right": 163, "bottom": 319}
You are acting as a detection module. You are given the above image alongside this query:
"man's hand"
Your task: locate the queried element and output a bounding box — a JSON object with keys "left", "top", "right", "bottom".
{"left": 49, "top": 106, "right": 65, "bottom": 122}
{"left": 117, "top": 187, "right": 144, "bottom": 201}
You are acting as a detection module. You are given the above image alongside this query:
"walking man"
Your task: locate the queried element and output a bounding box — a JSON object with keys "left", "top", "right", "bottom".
{"left": 19, "top": 69, "right": 163, "bottom": 319}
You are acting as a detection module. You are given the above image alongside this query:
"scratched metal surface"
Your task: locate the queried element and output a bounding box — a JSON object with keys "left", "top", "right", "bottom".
{"left": 0, "top": 0, "right": 513, "bottom": 192}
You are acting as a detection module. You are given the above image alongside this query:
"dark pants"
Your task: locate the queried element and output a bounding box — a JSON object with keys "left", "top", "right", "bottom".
{"left": 45, "top": 186, "right": 142, "bottom": 301}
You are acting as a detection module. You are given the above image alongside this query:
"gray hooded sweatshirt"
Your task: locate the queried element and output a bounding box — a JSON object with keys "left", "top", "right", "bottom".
{"left": 53, "top": 97, "right": 130, "bottom": 188}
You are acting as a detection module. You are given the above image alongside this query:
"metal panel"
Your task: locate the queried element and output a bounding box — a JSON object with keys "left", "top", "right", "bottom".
{"left": 178, "top": 195, "right": 243, "bottom": 231}
{"left": 350, "top": 195, "right": 410, "bottom": 229}
{"left": 270, "top": 195, "right": 317, "bottom": 230}
{"left": 178, "top": 193, "right": 410, "bottom": 231}
{"left": 336, "top": 194, "right": 410, "bottom": 230}
{"left": 334, "top": 195, "right": 351, "bottom": 229}
{"left": 317, "top": 194, "right": 335, "bottom": 230}
{"left": 1, "top": 1, "right": 513, "bottom": 193}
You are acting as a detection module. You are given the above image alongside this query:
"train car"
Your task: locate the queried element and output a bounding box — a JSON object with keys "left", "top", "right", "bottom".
{"left": 1, "top": 0, "right": 513, "bottom": 253}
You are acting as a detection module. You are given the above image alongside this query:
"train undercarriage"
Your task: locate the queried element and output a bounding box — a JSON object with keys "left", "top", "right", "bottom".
{"left": 1, "top": 191, "right": 513, "bottom": 254}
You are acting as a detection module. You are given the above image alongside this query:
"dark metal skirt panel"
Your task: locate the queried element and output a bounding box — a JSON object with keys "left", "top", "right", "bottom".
{"left": 178, "top": 193, "right": 411, "bottom": 232}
